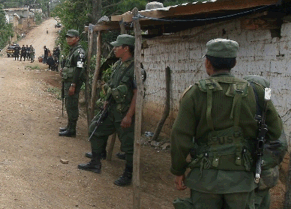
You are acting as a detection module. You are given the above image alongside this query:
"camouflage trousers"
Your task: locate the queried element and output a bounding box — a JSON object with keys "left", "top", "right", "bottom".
{"left": 89, "top": 105, "right": 134, "bottom": 167}
{"left": 64, "top": 82, "right": 81, "bottom": 130}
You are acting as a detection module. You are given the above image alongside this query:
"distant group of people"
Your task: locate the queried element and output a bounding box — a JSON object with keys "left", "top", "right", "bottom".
{"left": 43, "top": 45, "right": 60, "bottom": 71}
{"left": 14, "top": 44, "right": 35, "bottom": 63}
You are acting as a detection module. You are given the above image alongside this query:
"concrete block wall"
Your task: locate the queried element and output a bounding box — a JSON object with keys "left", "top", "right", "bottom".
{"left": 141, "top": 18, "right": 291, "bottom": 146}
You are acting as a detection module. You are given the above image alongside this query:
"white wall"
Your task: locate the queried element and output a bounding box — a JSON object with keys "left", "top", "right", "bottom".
{"left": 141, "top": 18, "right": 291, "bottom": 146}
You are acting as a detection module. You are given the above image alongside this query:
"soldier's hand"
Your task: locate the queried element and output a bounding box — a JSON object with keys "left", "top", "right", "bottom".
{"left": 175, "top": 175, "right": 187, "bottom": 191}
{"left": 68, "top": 86, "right": 75, "bottom": 96}
{"left": 121, "top": 115, "right": 132, "bottom": 129}
{"left": 103, "top": 101, "right": 109, "bottom": 109}
{"left": 59, "top": 68, "right": 63, "bottom": 76}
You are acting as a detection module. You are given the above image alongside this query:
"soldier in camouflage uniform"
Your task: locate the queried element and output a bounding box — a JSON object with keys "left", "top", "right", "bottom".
{"left": 78, "top": 34, "right": 137, "bottom": 187}
{"left": 171, "top": 39, "right": 282, "bottom": 209}
{"left": 59, "top": 29, "right": 86, "bottom": 137}
{"left": 29, "top": 45, "right": 35, "bottom": 63}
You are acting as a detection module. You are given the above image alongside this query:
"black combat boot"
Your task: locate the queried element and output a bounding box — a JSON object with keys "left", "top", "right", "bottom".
{"left": 116, "top": 152, "right": 126, "bottom": 160}
{"left": 114, "top": 165, "right": 133, "bottom": 186}
{"left": 78, "top": 153, "right": 102, "bottom": 174}
{"left": 85, "top": 150, "right": 107, "bottom": 160}
{"left": 59, "top": 120, "right": 69, "bottom": 132}
{"left": 59, "top": 120, "right": 76, "bottom": 137}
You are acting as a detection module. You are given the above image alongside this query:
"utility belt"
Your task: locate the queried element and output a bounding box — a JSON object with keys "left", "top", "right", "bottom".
{"left": 62, "top": 67, "right": 75, "bottom": 81}
{"left": 188, "top": 126, "right": 254, "bottom": 172}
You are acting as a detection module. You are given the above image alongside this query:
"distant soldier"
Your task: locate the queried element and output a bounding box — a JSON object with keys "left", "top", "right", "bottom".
{"left": 20, "top": 45, "right": 26, "bottom": 61}
{"left": 43, "top": 46, "right": 48, "bottom": 64}
{"left": 14, "top": 45, "right": 20, "bottom": 60}
{"left": 59, "top": 29, "right": 86, "bottom": 137}
{"left": 26, "top": 45, "right": 30, "bottom": 61}
{"left": 29, "top": 45, "right": 35, "bottom": 63}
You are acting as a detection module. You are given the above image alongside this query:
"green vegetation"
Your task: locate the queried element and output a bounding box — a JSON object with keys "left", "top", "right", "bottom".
{"left": 25, "top": 65, "right": 41, "bottom": 70}
{"left": 46, "top": 87, "right": 62, "bottom": 100}
{"left": 0, "top": 4, "right": 13, "bottom": 48}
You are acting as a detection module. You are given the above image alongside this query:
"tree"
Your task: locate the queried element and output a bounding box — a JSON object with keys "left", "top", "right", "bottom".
{"left": 0, "top": 4, "right": 13, "bottom": 48}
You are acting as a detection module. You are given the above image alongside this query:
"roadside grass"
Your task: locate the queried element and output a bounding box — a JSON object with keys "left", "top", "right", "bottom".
{"left": 46, "top": 87, "right": 62, "bottom": 100}
{"left": 25, "top": 65, "right": 41, "bottom": 70}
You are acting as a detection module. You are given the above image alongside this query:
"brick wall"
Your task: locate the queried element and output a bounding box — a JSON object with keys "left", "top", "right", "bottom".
{"left": 141, "top": 18, "right": 291, "bottom": 147}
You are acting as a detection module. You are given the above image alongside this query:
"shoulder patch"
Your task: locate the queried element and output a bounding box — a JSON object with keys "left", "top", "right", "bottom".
{"left": 180, "top": 85, "right": 193, "bottom": 101}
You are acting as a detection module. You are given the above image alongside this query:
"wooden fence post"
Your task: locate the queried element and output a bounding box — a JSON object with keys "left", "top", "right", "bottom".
{"left": 132, "top": 7, "right": 143, "bottom": 209}
{"left": 89, "top": 31, "right": 102, "bottom": 123}
{"left": 86, "top": 24, "right": 94, "bottom": 127}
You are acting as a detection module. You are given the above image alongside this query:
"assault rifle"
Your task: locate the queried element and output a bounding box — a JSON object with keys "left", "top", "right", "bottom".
{"left": 254, "top": 87, "right": 271, "bottom": 184}
{"left": 88, "top": 98, "right": 112, "bottom": 141}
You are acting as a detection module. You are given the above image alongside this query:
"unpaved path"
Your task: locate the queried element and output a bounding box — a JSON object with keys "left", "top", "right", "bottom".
{"left": 0, "top": 18, "right": 287, "bottom": 209}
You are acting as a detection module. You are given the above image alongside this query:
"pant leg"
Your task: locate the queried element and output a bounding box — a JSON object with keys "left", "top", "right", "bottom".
{"left": 90, "top": 111, "right": 116, "bottom": 154}
{"left": 64, "top": 82, "right": 80, "bottom": 130}
{"left": 115, "top": 120, "right": 134, "bottom": 167}
{"left": 254, "top": 189, "right": 270, "bottom": 209}
{"left": 223, "top": 190, "right": 255, "bottom": 209}
{"left": 190, "top": 190, "right": 223, "bottom": 209}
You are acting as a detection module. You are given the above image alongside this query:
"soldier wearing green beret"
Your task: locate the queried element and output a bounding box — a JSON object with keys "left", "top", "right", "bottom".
{"left": 171, "top": 38, "right": 283, "bottom": 208}
{"left": 78, "top": 34, "right": 137, "bottom": 187}
{"left": 59, "top": 29, "right": 86, "bottom": 137}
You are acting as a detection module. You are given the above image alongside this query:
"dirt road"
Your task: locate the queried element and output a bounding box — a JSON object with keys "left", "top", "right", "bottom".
{"left": 0, "top": 18, "right": 287, "bottom": 209}
{"left": 0, "top": 18, "right": 185, "bottom": 209}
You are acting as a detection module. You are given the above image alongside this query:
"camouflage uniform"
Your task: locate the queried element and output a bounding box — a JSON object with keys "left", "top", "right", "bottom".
{"left": 171, "top": 39, "right": 282, "bottom": 209}
{"left": 59, "top": 30, "right": 85, "bottom": 137}
{"left": 89, "top": 58, "right": 135, "bottom": 166}
{"left": 78, "top": 34, "right": 136, "bottom": 187}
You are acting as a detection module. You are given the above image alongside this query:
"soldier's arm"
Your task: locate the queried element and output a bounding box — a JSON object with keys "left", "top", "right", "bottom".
{"left": 120, "top": 85, "right": 137, "bottom": 129}
{"left": 170, "top": 87, "right": 196, "bottom": 176}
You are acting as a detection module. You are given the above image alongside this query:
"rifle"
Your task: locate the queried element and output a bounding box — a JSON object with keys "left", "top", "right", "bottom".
{"left": 88, "top": 97, "right": 112, "bottom": 141}
{"left": 254, "top": 87, "right": 271, "bottom": 184}
{"left": 61, "top": 55, "right": 66, "bottom": 117}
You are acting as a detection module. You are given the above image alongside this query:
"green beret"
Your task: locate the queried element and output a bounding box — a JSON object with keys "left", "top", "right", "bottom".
{"left": 66, "top": 29, "right": 79, "bottom": 37}
{"left": 206, "top": 38, "right": 239, "bottom": 58}
{"left": 110, "top": 34, "right": 135, "bottom": 47}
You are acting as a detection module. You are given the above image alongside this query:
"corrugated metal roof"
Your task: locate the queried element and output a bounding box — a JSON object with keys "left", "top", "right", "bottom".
{"left": 111, "top": 0, "right": 278, "bottom": 22}
{"left": 85, "top": 0, "right": 279, "bottom": 32}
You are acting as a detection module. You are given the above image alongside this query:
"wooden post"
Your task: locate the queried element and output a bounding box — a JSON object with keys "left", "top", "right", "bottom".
{"left": 106, "top": 134, "right": 116, "bottom": 161}
{"left": 284, "top": 152, "right": 291, "bottom": 208}
{"left": 86, "top": 24, "right": 94, "bottom": 127}
{"left": 89, "top": 31, "right": 102, "bottom": 123}
{"left": 132, "top": 7, "right": 143, "bottom": 209}
{"left": 106, "top": 13, "right": 127, "bottom": 161}
{"left": 120, "top": 21, "right": 126, "bottom": 34}
{"left": 152, "top": 67, "right": 171, "bottom": 142}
